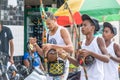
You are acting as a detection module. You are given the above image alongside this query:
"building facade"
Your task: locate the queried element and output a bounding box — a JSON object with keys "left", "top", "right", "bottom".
{"left": 0, "top": 0, "right": 24, "bottom": 25}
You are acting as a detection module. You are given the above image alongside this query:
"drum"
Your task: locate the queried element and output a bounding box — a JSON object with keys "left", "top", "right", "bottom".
{"left": 24, "top": 67, "right": 47, "bottom": 80}
{"left": 76, "top": 50, "right": 96, "bottom": 66}
{"left": 78, "top": 55, "right": 96, "bottom": 66}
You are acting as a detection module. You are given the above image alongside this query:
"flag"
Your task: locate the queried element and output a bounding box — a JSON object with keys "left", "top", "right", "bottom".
{"left": 54, "top": 0, "right": 84, "bottom": 26}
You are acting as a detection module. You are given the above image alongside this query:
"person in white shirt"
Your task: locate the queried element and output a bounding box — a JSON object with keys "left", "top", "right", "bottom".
{"left": 42, "top": 12, "right": 74, "bottom": 80}
{"left": 102, "top": 22, "right": 120, "bottom": 80}
{"left": 61, "top": 14, "right": 110, "bottom": 80}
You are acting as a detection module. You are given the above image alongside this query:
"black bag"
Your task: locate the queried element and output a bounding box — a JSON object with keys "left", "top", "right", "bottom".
{"left": 47, "top": 60, "right": 65, "bottom": 76}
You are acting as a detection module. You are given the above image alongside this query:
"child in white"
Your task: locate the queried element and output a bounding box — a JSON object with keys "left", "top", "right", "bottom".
{"left": 103, "top": 22, "right": 120, "bottom": 80}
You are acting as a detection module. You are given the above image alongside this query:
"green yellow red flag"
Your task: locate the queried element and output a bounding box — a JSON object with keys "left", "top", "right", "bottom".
{"left": 54, "top": 0, "right": 84, "bottom": 16}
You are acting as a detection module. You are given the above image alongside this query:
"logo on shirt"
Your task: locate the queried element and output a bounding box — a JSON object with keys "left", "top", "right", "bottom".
{"left": 4, "top": 32, "right": 7, "bottom": 38}
{"left": 0, "top": 40, "right": 1, "bottom": 45}
{"left": 49, "top": 38, "right": 57, "bottom": 44}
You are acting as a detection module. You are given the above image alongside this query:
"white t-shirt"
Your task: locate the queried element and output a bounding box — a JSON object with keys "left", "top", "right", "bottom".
{"left": 104, "top": 42, "right": 119, "bottom": 80}
{"left": 80, "top": 37, "right": 104, "bottom": 80}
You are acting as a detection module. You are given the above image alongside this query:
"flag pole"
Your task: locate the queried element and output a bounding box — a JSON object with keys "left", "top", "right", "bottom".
{"left": 64, "top": 1, "right": 88, "bottom": 80}
{"left": 39, "top": 0, "right": 48, "bottom": 74}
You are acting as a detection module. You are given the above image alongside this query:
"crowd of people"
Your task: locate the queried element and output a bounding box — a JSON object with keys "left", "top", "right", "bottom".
{"left": 0, "top": 11, "right": 120, "bottom": 80}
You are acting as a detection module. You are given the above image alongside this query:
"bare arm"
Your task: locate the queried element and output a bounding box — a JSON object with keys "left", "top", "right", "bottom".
{"left": 51, "top": 28, "right": 74, "bottom": 53}
{"left": 96, "top": 37, "right": 110, "bottom": 62}
{"left": 79, "top": 37, "right": 110, "bottom": 63}
{"left": 89, "top": 51, "right": 109, "bottom": 63}
{"left": 110, "top": 43, "right": 120, "bottom": 63}
{"left": 57, "top": 49, "right": 79, "bottom": 67}
{"left": 29, "top": 37, "right": 43, "bottom": 56}
{"left": 67, "top": 56, "right": 79, "bottom": 67}
{"left": 34, "top": 43, "right": 43, "bottom": 56}
{"left": 9, "top": 39, "right": 14, "bottom": 63}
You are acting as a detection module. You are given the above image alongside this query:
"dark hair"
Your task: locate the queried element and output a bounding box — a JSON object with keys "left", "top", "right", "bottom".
{"left": 103, "top": 22, "right": 117, "bottom": 35}
{"left": 46, "top": 12, "right": 55, "bottom": 20}
{"left": 82, "top": 14, "right": 100, "bottom": 34}
{"left": 29, "top": 35, "right": 36, "bottom": 38}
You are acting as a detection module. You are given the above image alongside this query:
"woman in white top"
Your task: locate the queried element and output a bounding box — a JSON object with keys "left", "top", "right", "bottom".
{"left": 62, "top": 14, "right": 110, "bottom": 80}
{"left": 102, "top": 22, "right": 120, "bottom": 80}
